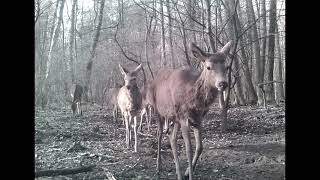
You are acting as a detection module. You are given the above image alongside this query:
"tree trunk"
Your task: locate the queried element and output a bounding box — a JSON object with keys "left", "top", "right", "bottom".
{"left": 69, "top": 0, "right": 78, "bottom": 84}
{"left": 224, "top": 0, "right": 245, "bottom": 105}
{"left": 166, "top": 0, "right": 175, "bottom": 68}
{"left": 275, "top": 22, "right": 284, "bottom": 103}
{"left": 84, "top": 0, "right": 105, "bottom": 102}
{"left": 205, "top": 0, "right": 216, "bottom": 52}
{"left": 187, "top": 0, "right": 196, "bottom": 43}
{"left": 46, "top": 0, "right": 66, "bottom": 79}
{"left": 260, "top": 0, "right": 267, "bottom": 88}
{"left": 265, "top": 0, "right": 277, "bottom": 103}
{"left": 42, "top": 0, "right": 66, "bottom": 108}
{"left": 225, "top": 0, "right": 257, "bottom": 105}
{"left": 234, "top": 12, "right": 257, "bottom": 104}
{"left": 144, "top": 9, "right": 154, "bottom": 79}
{"left": 245, "top": 0, "right": 263, "bottom": 105}
{"left": 159, "top": 0, "right": 166, "bottom": 67}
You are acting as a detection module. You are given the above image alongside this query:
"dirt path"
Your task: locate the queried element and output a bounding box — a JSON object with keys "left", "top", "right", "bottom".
{"left": 35, "top": 104, "right": 285, "bottom": 180}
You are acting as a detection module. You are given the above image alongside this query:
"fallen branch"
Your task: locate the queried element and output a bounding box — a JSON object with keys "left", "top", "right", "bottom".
{"left": 35, "top": 165, "right": 96, "bottom": 178}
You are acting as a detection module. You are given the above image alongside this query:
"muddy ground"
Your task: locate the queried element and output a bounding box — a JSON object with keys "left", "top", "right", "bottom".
{"left": 35, "top": 103, "right": 285, "bottom": 180}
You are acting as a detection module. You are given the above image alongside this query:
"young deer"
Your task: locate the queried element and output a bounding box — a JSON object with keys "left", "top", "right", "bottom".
{"left": 138, "top": 83, "right": 153, "bottom": 133}
{"left": 109, "top": 85, "right": 121, "bottom": 123}
{"left": 117, "top": 64, "right": 143, "bottom": 152}
{"left": 149, "top": 41, "right": 232, "bottom": 180}
{"left": 70, "top": 84, "right": 84, "bottom": 116}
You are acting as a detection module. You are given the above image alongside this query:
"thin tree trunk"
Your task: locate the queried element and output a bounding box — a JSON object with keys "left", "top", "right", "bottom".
{"left": 245, "top": 0, "right": 263, "bottom": 105}
{"left": 144, "top": 9, "right": 154, "bottom": 79}
{"left": 84, "top": 0, "right": 105, "bottom": 102}
{"left": 159, "top": 0, "right": 166, "bottom": 67}
{"left": 205, "top": 0, "right": 216, "bottom": 53}
{"left": 224, "top": 0, "right": 245, "bottom": 105}
{"left": 166, "top": 0, "right": 175, "bottom": 68}
{"left": 46, "top": 0, "right": 66, "bottom": 79}
{"left": 260, "top": 0, "right": 267, "bottom": 86}
{"left": 275, "top": 22, "right": 284, "bottom": 103}
{"left": 265, "top": 0, "right": 277, "bottom": 103}
{"left": 187, "top": 0, "right": 196, "bottom": 43}
{"left": 69, "top": 0, "right": 77, "bottom": 84}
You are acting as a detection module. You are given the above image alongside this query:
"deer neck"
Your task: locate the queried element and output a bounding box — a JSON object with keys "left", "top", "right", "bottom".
{"left": 194, "top": 69, "right": 218, "bottom": 107}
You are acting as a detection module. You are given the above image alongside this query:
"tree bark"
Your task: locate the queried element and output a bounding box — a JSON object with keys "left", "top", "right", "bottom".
{"left": 205, "top": 0, "right": 216, "bottom": 53}
{"left": 245, "top": 0, "right": 263, "bottom": 105}
{"left": 84, "top": 0, "right": 105, "bottom": 102}
{"left": 260, "top": 0, "right": 267, "bottom": 90}
{"left": 69, "top": 0, "right": 78, "bottom": 84}
{"left": 159, "top": 0, "right": 166, "bottom": 67}
{"left": 265, "top": 0, "right": 277, "bottom": 103}
{"left": 275, "top": 22, "right": 284, "bottom": 103}
{"left": 224, "top": 0, "right": 245, "bottom": 105}
{"left": 166, "top": 0, "right": 175, "bottom": 68}
{"left": 46, "top": 0, "right": 65, "bottom": 79}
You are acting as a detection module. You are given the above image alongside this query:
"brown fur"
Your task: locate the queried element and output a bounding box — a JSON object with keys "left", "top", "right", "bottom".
{"left": 117, "top": 64, "right": 143, "bottom": 152}
{"left": 149, "top": 41, "right": 232, "bottom": 180}
{"left": 71, "top": 84, "right": 83, "bottom": 116}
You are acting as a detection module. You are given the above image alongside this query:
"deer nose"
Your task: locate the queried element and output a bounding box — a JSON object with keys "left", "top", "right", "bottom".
{"left": 218, "top": 82, "right": 228, "bottom": 89}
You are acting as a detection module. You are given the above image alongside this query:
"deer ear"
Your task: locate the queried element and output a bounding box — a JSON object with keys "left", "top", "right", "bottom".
{"left": 132, "top": 64, "right": 142, "bottom": 75}
{"left": 119, "top": 64, "right": 128, "bottom": 76}
{"left": 190, "top": 43, "right": 207, "bottom": 62}
{"left": 219, "top": 41, "right": 232, "bottom": 55}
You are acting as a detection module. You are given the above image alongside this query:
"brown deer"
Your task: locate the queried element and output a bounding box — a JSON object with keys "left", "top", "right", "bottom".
{"left": 148, "top": 41, "right": 232, "bottom": 180}
{"left": 117, "top": 64, "right": 143, "bottom": 152}
{"left": 70, "top": 84, "right": 84, "bottom": 116}
{"left": 109, "top": 84, "right": 122, "bottom": 123}
{"left": 138, "top": 83, "right": 153, "bottom": 133}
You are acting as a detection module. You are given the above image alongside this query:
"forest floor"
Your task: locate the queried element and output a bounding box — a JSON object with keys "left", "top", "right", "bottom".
{"left": 35, "top": 102, "right": 285, "bottom": 180}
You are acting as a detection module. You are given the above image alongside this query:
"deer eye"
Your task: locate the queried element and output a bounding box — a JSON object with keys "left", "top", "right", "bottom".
{"left": 206, "top": 66, "right": 211, "bottom": 70}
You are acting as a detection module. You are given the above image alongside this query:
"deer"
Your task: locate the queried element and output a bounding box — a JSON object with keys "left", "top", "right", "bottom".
{"left": 109, "top": 85, "right": 121, "bottom": 123}
{"left": 138, "top": 83, "right": 153, "bottom": 133}
{"left": 70, "top": 84, "right": 84, "bottom": 116}
{"left": 117, "top": 64, "right": 143, "bottom": 152}
{"left": 148, "top": 41, "right": 232, "bottom": 180}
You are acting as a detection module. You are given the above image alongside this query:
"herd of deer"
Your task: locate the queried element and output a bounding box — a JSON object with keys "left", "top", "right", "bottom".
{"left": 69, "top": 41, "right": 232, "bottom": 180}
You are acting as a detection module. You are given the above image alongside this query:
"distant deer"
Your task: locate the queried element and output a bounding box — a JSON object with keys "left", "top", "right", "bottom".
{"left": 109, "top": 84, "right": 122, "bottom": 123}
{"left": 138, "top": 83, "right": 153, "bottom": 133}
{"left": 148, "top": 41, "right": 232, "bottom": 180}
{"left": 117, "top": 64, "right": 143, "bottom": 152}
{"left": 70, "top": 84, "right": 84, "bottom": 116}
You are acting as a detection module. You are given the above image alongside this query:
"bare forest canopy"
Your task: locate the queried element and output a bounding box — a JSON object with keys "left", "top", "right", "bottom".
{"left": 35, "top": 0, "right": 285, "bottom": 108}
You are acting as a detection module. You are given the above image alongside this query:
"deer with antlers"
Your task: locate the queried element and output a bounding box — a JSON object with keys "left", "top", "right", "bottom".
{"left": 148, "top": 41, "right": 232, "bottom": 180}
{"left": 117, "top": 64, "right": 143, "bottom": 152}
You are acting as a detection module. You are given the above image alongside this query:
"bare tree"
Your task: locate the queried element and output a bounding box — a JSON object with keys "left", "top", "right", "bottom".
{"left": 274, "top": 22, "right": 284, "bottom": 103}
{"left": 265, "top": 0, "right": 277, "bottom": 103}
{"left": 68, "top": 0, "right": 78, "bottom": 84}
{"left": 166, "top": 0, "right": 175, "bottom": 68}
{"left": 245, "top": 0, "right": 263, "bottom": 104}
{"left": 159, "top": 0, "right": 166, "bottom": 67}
{"left": 84, "top": 0, "right": 106, "bottom": 102}
{"left": 205, "top": 0, "right": 216, "bottom": 52}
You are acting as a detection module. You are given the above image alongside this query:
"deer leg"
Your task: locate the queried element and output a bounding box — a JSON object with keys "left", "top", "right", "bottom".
{"left": 113, "top": 105, "right": 117, "bottom": 123}
{"left": 134, "top": 115, "right": 138, "bottom": 152}
{"left": 139, "top": 108, "right": 146, "bottom": 132}
{"left": 169, "top": 122, "right": 182, "bottom": 180}
{"left": 156, "top": 117, "right": 163, "bottom": 173}
{"left": 129, "top": 115, "right": 132, "bottom": 148}
{"left": 147, "top": 106, "right": 152, "bottom": 133}
{"left": 124, "top": 114, "right": 130, "bottom": 149}
{"left": 80, "top": 101, "right": 83, "bottom": 116}
{"left": 184, "top": 126, "right": 203, "bottom": 177}
{"left": 181, "top": 120, "right": 193, "bottom": 180}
